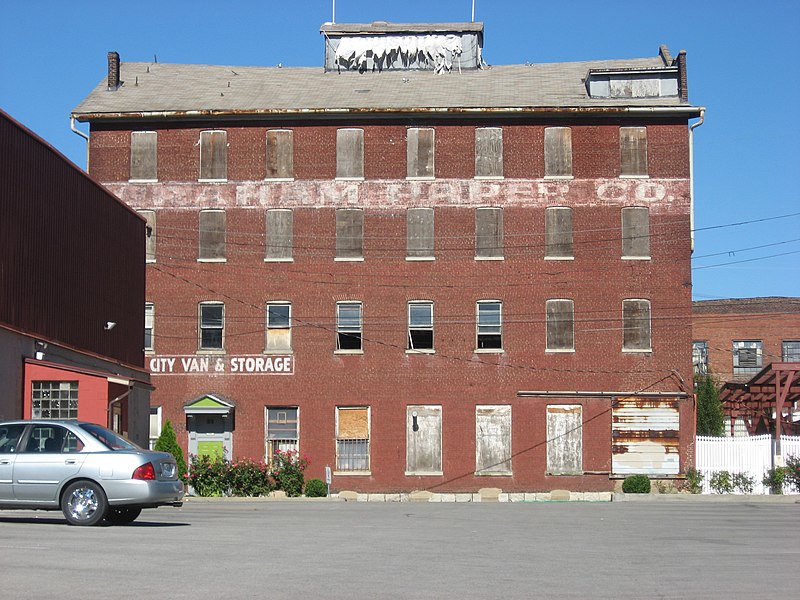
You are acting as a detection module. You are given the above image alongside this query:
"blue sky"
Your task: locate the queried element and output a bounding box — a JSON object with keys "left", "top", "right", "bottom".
{"left": 2, "top": 0, "right": 798, "bottom": 300}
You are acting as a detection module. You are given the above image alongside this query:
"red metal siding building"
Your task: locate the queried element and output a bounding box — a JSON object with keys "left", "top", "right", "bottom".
{"left": 0, "top": 109, "right": 151, "bottom": 445}
{"left": 72, "top": 25, "right": 703, "bottom": 492}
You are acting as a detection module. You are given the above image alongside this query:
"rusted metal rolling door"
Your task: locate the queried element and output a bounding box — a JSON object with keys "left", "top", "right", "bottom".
{"left": 612, "top": 397, "right": 679, "bottom": 475}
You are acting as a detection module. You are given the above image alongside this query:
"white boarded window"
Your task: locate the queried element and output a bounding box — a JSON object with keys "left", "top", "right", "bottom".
{"left": 336, "top": 301, "right": 362, "bottom": 352}
{"left": 544, "top": 127, "right": 572, "bottom": 177}
{"left": 407, "top": 128, "right": 435, "bottom": 179}
{"left": 336, "top": 128, "right": 364, "bottom": 179}
{"left": 546, "top": 299, "right": 574, "bottom": 351}
{"left": 138, "top": 210, "right": 156, "bottom": 262}
{"left": 266, "top": 407, "right": 299, "bottom": 464}
{"left": 336, "top": 407, "right": 370, "bottom": 473}
{"left": 335, "top": 208, "right": 364, "bottom": 260}
{"left": 623, "top": 299, "right": 651, "bottom": 352}
{"left": 476, "top": 405, "right": 512, "bottom": 475}
{"left": 130, "top": 131, "right": 157, "bottom": 181}
{"left": 406, "top": 405, "right": 442, "bottom": 475}
{"left": 408, "top": 301, "right": 434, "bottom": 352}
{"left": 266, "top": 302, "right": 291, "bottom": 352}
{"left": 199, "top": 209, "right": 226, "bottom": 261}
{"left": 546, "top": 405, "right": 583, "bottom": 475}
{"left": 476, "top": 207, "right": 503, "bottom": 259}
{"left": 407, "top": 208, "right": 434, "bottom": 259}
{"left": 620, "top": 127, "right": 648, "bottom": 177}
{"left": 266, "top": 130, "right": 293, "bottom": 179}
{"left": 144, "top": 302, "right": 154, "bottom": 352}
{"left": 621, "top": 207, "right": 650, "bottom": 258}
{"left": 199, "top": 130, "right": 227, "bottom": 181}
{"left": 544, "top": 207, "right": 573, "bottom": 259}
{"left": 266, "top": 209, "right": 293, "bottom": 261}
{"left": 476, "top": 300, "right": 502, "bottom": 351}
{"left": 475, "top": 127, "right": 503, "bottom": 178}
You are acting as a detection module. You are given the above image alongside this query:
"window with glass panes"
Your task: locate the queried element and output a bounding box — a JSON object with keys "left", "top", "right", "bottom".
{"left": 476, "top": 301, "right": 502, "bottom": 350}
{"left": 199, "top": 303, "right": 224, "bottom": 350}
{"left": 32, "top": 381, "right": 78, "bottom": 419}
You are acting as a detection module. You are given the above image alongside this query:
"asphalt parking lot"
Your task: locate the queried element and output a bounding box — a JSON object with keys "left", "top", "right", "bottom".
{"left": 1, "top": 500, "right": 798, "bottom": 599}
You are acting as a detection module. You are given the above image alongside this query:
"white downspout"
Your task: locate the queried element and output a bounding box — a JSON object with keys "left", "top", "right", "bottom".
{"left": 70, "top": 115, "right": 90, "bottom": 170}
{"left": 689, "top": 108, "right": 705, "bottom": 252}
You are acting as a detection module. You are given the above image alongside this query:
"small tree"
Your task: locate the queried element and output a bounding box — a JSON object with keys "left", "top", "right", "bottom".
{"left": 154, "top": 420, "right": 187, "bottom": 483}
{"left": 695, "top": 375, "right": 725, "bottom": 437}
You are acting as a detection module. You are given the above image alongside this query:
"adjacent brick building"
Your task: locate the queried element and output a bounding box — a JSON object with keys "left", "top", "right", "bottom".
{"left": 0, "top": 109, "right": 151, "bottom": 445}
{"left": 72, "top": 23, "right": 703, "bottom": 492}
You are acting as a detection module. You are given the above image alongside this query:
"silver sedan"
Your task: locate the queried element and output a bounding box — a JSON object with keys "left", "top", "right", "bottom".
{"left": 0, "top": 419, "right": 184, "bottom": 526}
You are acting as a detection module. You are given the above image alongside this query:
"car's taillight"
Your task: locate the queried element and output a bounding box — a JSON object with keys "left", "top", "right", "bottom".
{"left": 132, "top": 462, "right": 156, "bottom": 480}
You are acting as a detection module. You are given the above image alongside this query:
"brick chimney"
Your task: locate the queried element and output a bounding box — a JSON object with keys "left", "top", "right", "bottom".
{"left": 677, "top": 50, "right": 688, "bottom": 103}
{"left": 107, "top": 51, "right": 121, "bottom": 91}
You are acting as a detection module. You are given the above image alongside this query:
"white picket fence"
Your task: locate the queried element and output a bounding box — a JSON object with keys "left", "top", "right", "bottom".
{"left": 695, "top": 435, "right": 800, "bottom": 494}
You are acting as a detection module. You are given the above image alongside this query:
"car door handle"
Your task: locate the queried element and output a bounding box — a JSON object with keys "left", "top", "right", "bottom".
{"left": 65, "top": 459, "right": 77, "bottom": 465}
{"left": 0, "top": 459, "right": 10, "bottom": 465}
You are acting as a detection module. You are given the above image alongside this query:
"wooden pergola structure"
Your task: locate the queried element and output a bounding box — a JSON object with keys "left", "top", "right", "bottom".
{"left": 720, "top": 363, "right": 800, "bottom": 446}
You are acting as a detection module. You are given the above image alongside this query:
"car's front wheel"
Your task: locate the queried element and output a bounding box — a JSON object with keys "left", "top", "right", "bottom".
{"left": 105, "top": 507, "right": 142, "bottom": 526}
{"left": 61, "top": 480, "right": 108, "bottom": 526}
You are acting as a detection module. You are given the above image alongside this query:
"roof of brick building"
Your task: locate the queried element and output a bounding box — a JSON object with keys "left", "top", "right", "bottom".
{"left": 693, "top": 297, "right": 800, "bottom": 315}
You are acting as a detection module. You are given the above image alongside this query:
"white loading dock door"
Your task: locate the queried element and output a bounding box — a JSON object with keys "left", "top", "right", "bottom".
{"left": 612, "top": 397, "right": 680, "bottom": 475}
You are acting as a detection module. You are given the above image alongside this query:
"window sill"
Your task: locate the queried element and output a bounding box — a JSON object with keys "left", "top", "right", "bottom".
{"left": 196, "top": 349, "right": 226, "bottom": 355}
{"left": 621, "top": 256, "right": 651, "bottom": 261}
{"left": 198, "top": 178, "right": 229, "bottom": 183}
{"left": 406, "top": 256, "right": 435, "bottom": 262}
{"left": 335, "top": 177, "right": 365, "bottom": 182}
{"left": 475, "top": 471, "right": 513, "bottom": 477}
{"left": 146, "top": 259, "right": 156, "bottom": 264}
{"left": 474, "top": 256, "right": 504, "bottom": 261}
{"left": 334, "top": 471, "right": 371, "bottom": 476}
{"left": 622, "top": 348, "right": 653, "bottom": 354}
{"left": 406, "top": 349, "right": 435, "bottom": 354}
{"left": 198, "top": 258, "right": 227, "bottom": 263}
{"left": 264, "top": 258, "right": 294, "bottom": 263}
{"left": 264, "top": 177, "right": 295, "bottom": 182}
{"left": 544, "top": 256, "right": 574, "bottom": 261}
{"left": 405, "top": 471, "right": 443, "bottom": 477}
{"left": 474, "top": 175, "right": 504, "bottom": 180}
{"left": 406, "top": 176, "right": 435, "bottom": 181}
{"left": 128, "top": 179, "right": 158, "bottom": 184}
{"left": 619, "top": 174, "right": 649, "bottom": 179}
{"left": 545, "top": 348, "right": 575, "bottom": 353}
{"left": 334, "top": 350, "right": 364, "bottom": 355}
{"left": 263, "top": 350, "right": 293, "bottom": 355}
{"left": 546, "top": 472, "right": 584, "bottom": 476}
{"left": 474, "top": 348, "right": 504, "bottom": 354}
{"left": 145, "top": 350, "right": 155, "bottom": 356}
{"left": 543, "top": 175, "right": 574, "bottom": 181}
{"left": 334, "top": 257, "right": 365, "bottom": 262}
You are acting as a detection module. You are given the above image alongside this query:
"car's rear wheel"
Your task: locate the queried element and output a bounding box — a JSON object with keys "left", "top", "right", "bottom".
{"left": 105, "top": 507, "right": 142, "bottom": 526}
{"left": 61, "top": 480, "right": 108, "bottom": 526}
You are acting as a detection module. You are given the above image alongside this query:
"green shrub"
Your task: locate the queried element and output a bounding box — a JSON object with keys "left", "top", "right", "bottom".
{"left": 622, "top": 474, "right": 651, "bottom": 494}
{"left": 154, "top": 420, "right": 187, "bottom": 483}
{"left": 228, "top": 458, "right": 274, "bottom": 497}
{"left": 304, "top": 478, "right": 328, "bottom": 498}
{"left": 709, "top": 470, "right": 734, "bottom": 494}
{"left": 188, "top": 453, "right": 229, "bottom": 496}
{"left": 763, "top": 467, "right": 788, "bottom": 495}
{"left": 731, "top": 472, "right": 755, "bottom": 494}
{"left": 684, "top": 467, "right": 704, "bottom": 494}
{"left": 785, "top": 455, "right": 800, "bottom": 493}
{"left": 271, "top": 449, "right": 309, "bottom": 497}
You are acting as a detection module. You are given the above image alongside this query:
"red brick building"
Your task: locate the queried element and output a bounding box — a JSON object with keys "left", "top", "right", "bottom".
{"left": 0, "top": 110, "right": 151, "bottom": 445}
{"left": 72, "top": 23, "right": 703, "bottom": 492}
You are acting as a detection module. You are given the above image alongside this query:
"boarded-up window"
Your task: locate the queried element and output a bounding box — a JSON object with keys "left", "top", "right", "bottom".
{"left": 335, "top": 208, "right": 363, "bottom": 259}
{"left": 546, "top": 405, "right": 582, "bottom": 474}
{"left": 336, "top": 129, "right": 364, "bottom": 178}
{"left": 476, "top": 301, "right": 502, "bottom": 350}
{"left": 266, "top": 302, "right": 291, "bottom": 352}
{"left": 407, "top": 208, "right": 434, "bottom": 258}
{"left": 406, "top": 405, "right": 442, "bottom": 474}
{"left": 544, "top": 127, "right": 572, "bottom": 177}
{"left": 130, "top": 131, "right": 157, "bottom": 181}
{"left": 408, "top": 301, "right": 433, "bottom": 351}
{"left": 475, "top": 127, "right": 503, "bottom": 178}
{"left": 200, "top": 130, "right": 227, "bottom": 181}
{"left": 266, "top": 407, "right": 299, "bottom": 464}
{"left": 546, "top": 299, "right": 574, "bottom": 351}
{"left": 476, "top": 207, "right": 503, "bottom": 258}
{"left": 621, "top": 207, "right": 650, "bottom": 258}
{"left": 545, "top": 207, "right": 573, "bottom": 259}
{"left": 623, "top": 299, "right": 651, "bottom": 351}
{"left": 199, "top": 210, "right": 226, "bottom": 260}
{"left": 266, "top": 209, "right": 293, "bottom": 261}
{"left": 199, "top": 302, "right": 224, "bottom": 350}
{"left": 620, "top": 127, "right": 647, "bottom": 176}
{"left": 144, "top": 302, "right": 154, "bottom": 351}
{"left": 475, "top": 405, "right": 512, "bottom": 475}
{"left": 407, "top": 128, "right": 435, "bottom": 178}
{"left": 266, "top": 130, "right": 293, "bottom": 179}
{"left": 733, "top": 340, "right": 763, "bottom": 376}
{"left": 138, "top": 210, "right": 156, "bottom": 262}
{"left": 336, "top": 302, "right": 362, "bottom": 351}
{"left": 336, "top": 407, "right": 370, "bottom": 472}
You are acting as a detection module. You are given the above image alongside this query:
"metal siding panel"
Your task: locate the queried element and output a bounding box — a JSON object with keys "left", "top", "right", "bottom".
{"left": 612, "top": 399, "right": 680, "bottom": 475}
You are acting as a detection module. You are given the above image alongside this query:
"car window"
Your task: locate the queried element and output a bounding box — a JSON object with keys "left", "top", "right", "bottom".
{"left": 24, "top": 425, "right": 68, "bottom": 453}
{"left": 78, "top": 423, "right": 140, "bottom": 451}
{"left": 63, "top": 431, "right": 85, "bottom": 453}
{"left": 0, "top": 425, "right": 26, "bottom": 453}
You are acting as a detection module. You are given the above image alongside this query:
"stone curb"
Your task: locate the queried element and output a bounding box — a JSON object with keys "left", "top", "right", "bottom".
{"left": 612, "top": 492, "right": 800, "bottom": 503}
